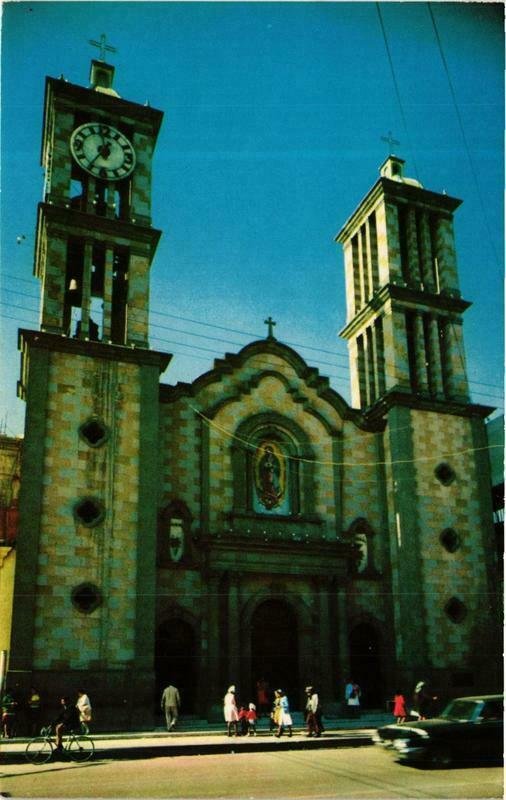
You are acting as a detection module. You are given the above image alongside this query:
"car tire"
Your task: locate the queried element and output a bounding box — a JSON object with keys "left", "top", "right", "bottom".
{"left": 428, "top": 747, "right": 453, "bottom": 768}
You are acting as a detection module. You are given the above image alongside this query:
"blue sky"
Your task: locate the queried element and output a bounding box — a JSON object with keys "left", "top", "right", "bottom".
{"left": 1, "top": 1, "right": 504, "bottom": 436}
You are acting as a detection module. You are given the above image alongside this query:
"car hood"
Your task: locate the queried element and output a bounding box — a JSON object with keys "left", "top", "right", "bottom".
{"left": 377, "top": 718, "right": 462, "bottom": 739}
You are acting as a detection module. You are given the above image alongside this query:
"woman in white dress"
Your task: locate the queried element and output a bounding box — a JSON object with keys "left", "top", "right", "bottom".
{"left": 223, "top": 685, "right": 239, "bottom": 736}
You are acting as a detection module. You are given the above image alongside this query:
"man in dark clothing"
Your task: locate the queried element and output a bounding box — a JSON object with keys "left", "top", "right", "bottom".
{"left": 53, "top": 697, "right": 80, "bottom": 751}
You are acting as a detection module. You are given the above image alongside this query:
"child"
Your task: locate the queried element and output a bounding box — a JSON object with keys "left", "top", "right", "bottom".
{"left": 238, "top": 705, "right": 249, "bottom": 736}
{"left": 246, "top": 703, "right": 257, "bottom": 735}
{"left": 393, "top": 690, "right": 407, "bottom": 724}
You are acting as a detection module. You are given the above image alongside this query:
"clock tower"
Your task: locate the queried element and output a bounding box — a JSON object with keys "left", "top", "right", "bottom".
{"left": 10, "top": 55, "right": 171, "bottom": 727}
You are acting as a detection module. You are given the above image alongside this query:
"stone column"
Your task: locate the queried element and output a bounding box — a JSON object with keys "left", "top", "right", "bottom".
{"left": 374, "top": 316, "right": 386, "bottom": 397}
{"left": 427, "top": 315, "right": 444, "bottom": 398}
{"left": 434, "top": 215, "right": 460, "bottom": 293}
{"left": 228, "top": 573, "right": 241, "bottom": 689}
{"left": 336, "top": 587, "right": 350, "bottom": 690}
{"left": 382, "top": 305, "right": 411, "bottom": 391}
{"left": 78, "top": 238, "right": 93, "bottom": 338}
{"left": 357, "top": 226, "right": 366, "bottom": 307}
{"left": 346, "top": 338, "right": 359, "bottom": 409}
{"left": 343, "top": 241, "right": 357, "bottom": 321}
{"left": 406, "top": 207, "right": 422, "bottom": 286}
{"left": 413, "top": 313, "right": 429, "bottom": 394}
{"left": 418, "top": 211, "right": 434, "bottom": 290}
{"left": 375, "top": 201, "right": 403, "bottom": 286}
{"left": 102, "top": 244, "right": 114, "bottom": 341}
{"left": 357, "top": 335, "right": 368, "bottom": 409}
{"left": 205, "top": 572, "right": 222, "bottom": 718}
{"left": 318, "top": 579, "right": 333, "bottom": 703}
{"left": 442, "top": 319, "right": 470, "bottom": 401}
{"left": 40, "top": 229, "right": 67, "bottom": 333}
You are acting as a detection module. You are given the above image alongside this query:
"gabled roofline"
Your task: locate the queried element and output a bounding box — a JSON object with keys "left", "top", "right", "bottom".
{"left": 160, "top": 338, "right": 385, "bottom": 433}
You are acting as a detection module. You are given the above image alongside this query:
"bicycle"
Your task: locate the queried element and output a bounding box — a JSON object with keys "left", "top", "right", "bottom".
{"left": 25, "top": 725, "right": 95, "bottom": 764}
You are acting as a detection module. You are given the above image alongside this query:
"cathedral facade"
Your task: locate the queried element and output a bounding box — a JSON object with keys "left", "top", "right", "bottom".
{"left": 8, "top": 60, "right": 500, "bottom": 729}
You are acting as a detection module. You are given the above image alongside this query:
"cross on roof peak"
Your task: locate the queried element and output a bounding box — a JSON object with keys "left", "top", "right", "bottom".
{"left": 381, "top": 131, "right": 400, "bottom": 152}
{"left": 264, "top": 316, "right": 277, "bottom": 340}
{"left": 89, "top": 33, "right": 117, "bottom": 62}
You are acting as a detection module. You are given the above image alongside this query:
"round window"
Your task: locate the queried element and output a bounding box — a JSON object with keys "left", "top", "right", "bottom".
{"left": 440, "top": 528, "right": 461, "bottom": 553}
{"left": 445, "top": 597, "right": 467, "bottom": 624}
{"left": 435, "top": 462, "right": 456, "bottom": 486}
{"left": 71, "top": 583, "right": 102, "bottom": 614}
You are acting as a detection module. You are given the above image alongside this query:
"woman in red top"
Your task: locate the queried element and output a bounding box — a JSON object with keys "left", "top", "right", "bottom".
{"left": 393, "top": 690, "right": 407, "bottom": 724}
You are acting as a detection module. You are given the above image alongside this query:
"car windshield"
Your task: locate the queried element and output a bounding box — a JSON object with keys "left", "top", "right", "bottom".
{"left": 440, "top": 699, "right": 481, "bottom": 722}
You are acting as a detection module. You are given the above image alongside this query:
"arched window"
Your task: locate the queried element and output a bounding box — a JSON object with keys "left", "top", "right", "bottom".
{"left": 252, "top": 438, "right": 291, "bottom": 516}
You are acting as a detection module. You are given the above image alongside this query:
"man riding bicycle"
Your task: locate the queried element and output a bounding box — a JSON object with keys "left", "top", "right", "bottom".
{"left": 53, "top": 697, "right": 81, "bottom": 753}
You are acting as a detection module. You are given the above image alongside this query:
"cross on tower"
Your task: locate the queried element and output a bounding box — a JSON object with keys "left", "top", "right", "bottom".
{"left": 264, "top": 316, "right": 277, "bottom": 340}
{"left": 381, "top": 131, "right": 400, "bottom": 153}
{"left": 88, "top": 33, "right": 117, "bottom": 62}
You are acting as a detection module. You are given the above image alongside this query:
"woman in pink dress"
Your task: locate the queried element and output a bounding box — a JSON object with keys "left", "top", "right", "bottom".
{"left": 223, "top": 685, "right": 239, "bottom": 736}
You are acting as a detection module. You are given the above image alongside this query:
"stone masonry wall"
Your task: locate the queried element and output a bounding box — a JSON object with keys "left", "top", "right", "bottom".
{"left": 32, "top": 352, "right": 141, "bottom": 669}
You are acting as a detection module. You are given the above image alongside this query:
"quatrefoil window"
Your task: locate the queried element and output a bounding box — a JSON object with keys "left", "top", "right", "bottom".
{"left": 79, "top": 417, "right": 109, "bottom": 448}
{"left": 74, "top": 497, "right": 105, "bottom": 527}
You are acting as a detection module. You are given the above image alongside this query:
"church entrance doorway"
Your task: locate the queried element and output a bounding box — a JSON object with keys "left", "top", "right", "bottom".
{"left": 155, "top": 619, "right": 197, "bottom": 715}
{"left": 250, "top": 599, "right": 300, "bottom": 710}
{"left": 349, "top": 623, "right": 383, "bottom": 708}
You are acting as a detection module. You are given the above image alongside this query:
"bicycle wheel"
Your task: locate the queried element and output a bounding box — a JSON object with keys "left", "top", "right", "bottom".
{"left": 68, "top": 734, "right": 94, "bottom": 762}
{"left": 25, "top": 736, "right": 54, "bottom": 764}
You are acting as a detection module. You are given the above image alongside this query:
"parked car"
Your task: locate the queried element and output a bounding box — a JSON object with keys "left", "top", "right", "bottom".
{"left": 373, "top": 694, "right": 503, "bottom": 767}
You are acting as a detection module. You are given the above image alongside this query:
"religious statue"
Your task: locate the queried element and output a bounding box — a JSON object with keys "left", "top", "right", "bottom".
{"left": 254, "top": 442, "right": 285, "bottom": 510}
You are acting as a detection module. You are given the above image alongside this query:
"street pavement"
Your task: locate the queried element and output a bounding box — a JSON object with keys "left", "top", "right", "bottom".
{"left": 0, "top": 712, "right": 391, "bottom": 764}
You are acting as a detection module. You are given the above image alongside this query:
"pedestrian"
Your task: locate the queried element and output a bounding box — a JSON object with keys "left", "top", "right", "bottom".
{"left": 223, "top": 685, "right": 239, "bottom": 736}
{"left": 344, "top": 678, "right": 361, "bottom": 717}
{"left": 273, "top": 689, "right": 293, "bottom": 738}
{"left": 305, "top": 685, "right": 322, "bottom": 737}
{"left": 1, "top": 690, "right": 18, "bottom": 738}
{"left": 392, "top": 690, "right": 407, "bottom": 724}
{"left": 412, "top": 681, "right": 437, "bottom": 720}
{"left": 76, "top": 690, "right": 92, "bottom": 733}
{"left": 255, "top": 678, "right": 270, "bottom": 717}
{"left": 161, "top": 683, "right": 181, "bottom": 731}
{"left": 26, "top": 687, "right": 42, "bottom": 736}
{"left": 246, "top": 702, "right": 257, "bottom": 735}
{"left": 238, "top": 706, "right": 249, "bottom": 735}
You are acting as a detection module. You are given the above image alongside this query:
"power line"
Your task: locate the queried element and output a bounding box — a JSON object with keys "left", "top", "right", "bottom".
{"left": 427, "top": 2, "right": 501, "bottom": 271}
{"left": 1, "top": 304, "right": 503, "bottom": 403}
{"left": 376, "top": 3, "right": 420, "bottom": 182}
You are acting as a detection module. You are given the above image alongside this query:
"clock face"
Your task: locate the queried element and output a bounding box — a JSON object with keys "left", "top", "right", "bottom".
{"left": 70, "top": 122, "right": 136, "bottom": 181}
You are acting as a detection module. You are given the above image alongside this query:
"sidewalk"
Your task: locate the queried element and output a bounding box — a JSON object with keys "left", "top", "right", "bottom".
{"left": 0, "top": 712, "right": 391, "bottom": 764}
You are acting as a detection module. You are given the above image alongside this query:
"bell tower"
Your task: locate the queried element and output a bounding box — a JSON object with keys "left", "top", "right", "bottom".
{"left": 336, "top": 160, "right": 498, "bottom": 688}
{"left": 10, "top": 51, "right": 171, "bottom": 728}
{"left": 36, "top": 56, "right": 162, "bottom": 345}
{"left": 337, "top": 156, "right": 470, "bottom": 412}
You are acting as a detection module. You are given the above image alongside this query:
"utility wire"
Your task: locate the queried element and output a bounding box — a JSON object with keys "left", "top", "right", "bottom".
{"left": 427, "top": 2, "right": 501, "bottom": 270}
{"left": 376, "top": 2, "right": 420, "bottom": 182}
{"left": 1, "top": 304, "right": 503, "bottom": 403}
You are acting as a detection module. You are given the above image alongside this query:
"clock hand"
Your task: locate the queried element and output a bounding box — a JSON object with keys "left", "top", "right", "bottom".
{"left": 87, "top": 142, "right": 112, "bottom": 169}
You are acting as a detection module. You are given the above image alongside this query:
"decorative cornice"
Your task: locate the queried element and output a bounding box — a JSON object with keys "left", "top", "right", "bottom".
{"left": 362, "top": 388, "right": 494, "bottom": 423}
{"left": 18, "top": 329, "right": 172, "bottom": 372}
{"left": 339, "top": 283, "right": 471, "bottom": 340}
{"left": 35, "top": 203, "right": 162, "bottom": 268}
{"left": 335, "top": 176, "right": 462, "bottom": 244}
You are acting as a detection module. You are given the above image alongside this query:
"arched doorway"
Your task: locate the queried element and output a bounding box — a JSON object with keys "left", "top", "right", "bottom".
{"left": 349, "top": 623, "right": 383, "bottom": 708}
{"left": 250, "top": 599, "right": 299, "bottom": 710}
{"left": 155, "top": 619, "right": 197, "bottom": 715}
